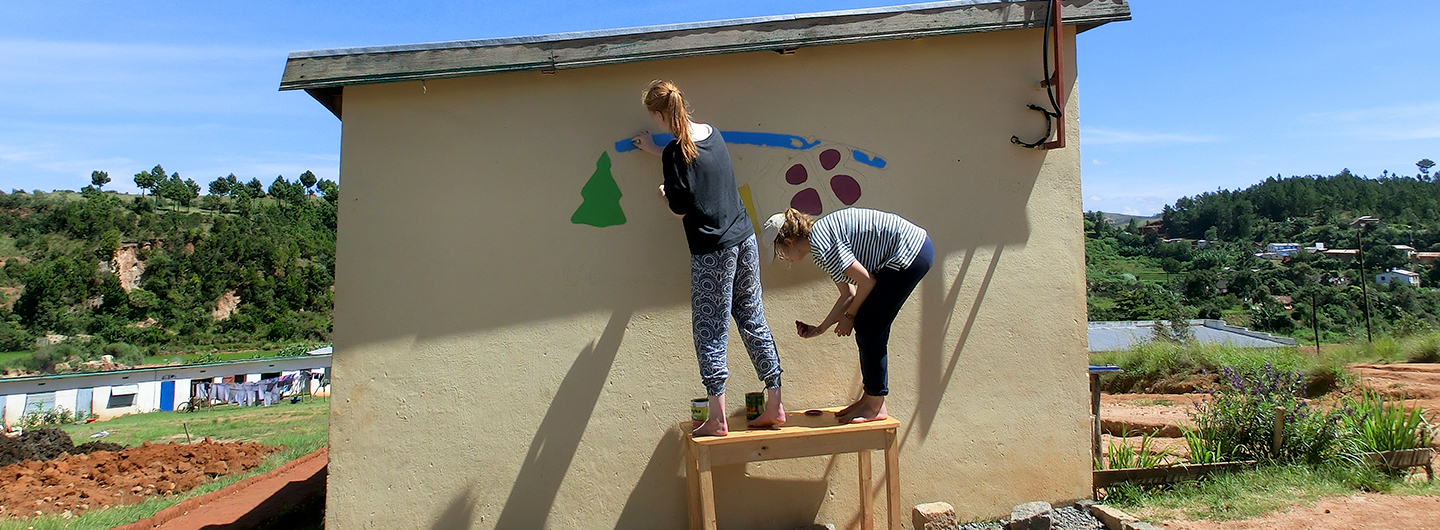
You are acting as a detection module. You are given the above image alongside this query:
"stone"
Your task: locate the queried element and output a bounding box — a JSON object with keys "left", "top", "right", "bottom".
{"left": 1089, "top": 504, "right": 1139, "bottom": 530}
{"left": 1122, "top": 522, "right": 1160, "bottom": 530}
{"left": 1008, "top": 501, "right": 1052, "bottom": 530}
{"left": 913, "top": 501, "right": 958, "bottom": 530}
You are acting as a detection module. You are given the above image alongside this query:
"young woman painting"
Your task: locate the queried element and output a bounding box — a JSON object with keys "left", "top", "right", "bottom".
{"left": 762, "top": 207, "right": 932, "bottom": 423}
{"left": 632, "top": 80, "right": 785, "bottom": 436}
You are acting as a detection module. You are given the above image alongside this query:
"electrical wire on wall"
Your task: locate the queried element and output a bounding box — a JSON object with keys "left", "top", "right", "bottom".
{"left": 1012, "top": 0, "right": 1065, "bottom": 149}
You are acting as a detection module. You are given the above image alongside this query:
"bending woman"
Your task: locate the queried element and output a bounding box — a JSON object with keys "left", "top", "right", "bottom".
{"left": 765, "top": 207, "right": 932, "bottom": 424}
{"left": 632, "top": 80, "right": 785, "bottom": 436}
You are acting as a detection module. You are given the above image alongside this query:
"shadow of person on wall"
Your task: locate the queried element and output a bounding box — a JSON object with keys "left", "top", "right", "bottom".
{"left": 490, "top": 309, "right": 632, "bottom": 530}
{"left": 910, "top": 246, "right": 1005, "bottom": 445}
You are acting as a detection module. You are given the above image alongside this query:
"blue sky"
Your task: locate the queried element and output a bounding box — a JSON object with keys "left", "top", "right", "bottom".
{"left": 1, "top": 1, "right": 1434, "bottom": 215}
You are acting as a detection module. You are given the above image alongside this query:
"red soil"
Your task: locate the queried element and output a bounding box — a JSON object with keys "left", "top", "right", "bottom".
{"left": 0, "top": 439, "right": 278, "bottom": 519}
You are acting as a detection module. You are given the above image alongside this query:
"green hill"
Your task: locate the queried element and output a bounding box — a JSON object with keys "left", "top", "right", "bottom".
{"left": 0, "top": 167, "right": 336, "bottom": 372}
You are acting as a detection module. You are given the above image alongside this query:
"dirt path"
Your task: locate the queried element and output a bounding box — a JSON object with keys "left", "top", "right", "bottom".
{"left": 1157, "top": 493, "right": 1440, "bottom": 529}
{"left": 152, "top": 451, "right": 326, "bottom": 530}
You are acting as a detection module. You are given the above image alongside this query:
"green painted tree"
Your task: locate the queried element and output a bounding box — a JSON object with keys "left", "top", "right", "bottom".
{"left": 571, "top": 151, "right": 626, "bottom": 227}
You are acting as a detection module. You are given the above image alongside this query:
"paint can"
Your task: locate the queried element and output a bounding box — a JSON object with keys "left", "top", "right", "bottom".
{"left": 745, "top": 392, "right": 764, "bottom": 421}
{"left": 691, "top": 397, "right": 709, "bottom": 427}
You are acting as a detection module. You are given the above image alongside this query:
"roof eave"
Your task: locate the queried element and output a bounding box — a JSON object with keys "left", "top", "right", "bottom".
{"left": 279, "top": 0, "right": 1130, "bottom": 93}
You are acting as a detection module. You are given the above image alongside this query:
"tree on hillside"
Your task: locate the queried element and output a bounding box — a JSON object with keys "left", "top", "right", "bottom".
{"left": 90, "top": 170, "right": 110, "bottom": 190}
{"left": 1421, "top": 159, "right": 1436, "bottom": 181}
{"left": 133, "top": 167, "right": 157, "bottom": 199}
{"left": 208, "top": 175, "right": 232, "bottom": 196}
{"left": 316, "top": 179, "right": 338, "bottom": 204}
{"left": 299, "top": 171, "right": 317, "bottom": 195}
{"left": 246, "top": 178, "right": 265, "bottom": 198}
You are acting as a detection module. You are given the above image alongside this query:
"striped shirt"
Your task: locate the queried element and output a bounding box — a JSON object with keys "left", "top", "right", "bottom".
{"left": 808, "top": 208, "right": 928, "bottom": 284}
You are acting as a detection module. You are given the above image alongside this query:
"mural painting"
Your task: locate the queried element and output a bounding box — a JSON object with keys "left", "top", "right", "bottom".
{"left": 579, "top": 131, "right": 889, "bottom": 228}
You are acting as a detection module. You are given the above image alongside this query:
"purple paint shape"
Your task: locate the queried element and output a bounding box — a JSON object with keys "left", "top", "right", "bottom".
{"left": 830, "top": 175, "right": 861, "bottom": 205}
{"left": 790, "top": 188, "right": 823, "bottom": 215}
{"left": 819, "top": 149, "right": 842, "bottom": 171}
{"left": 785, "top": 164, "right": 808, "bottom": 185}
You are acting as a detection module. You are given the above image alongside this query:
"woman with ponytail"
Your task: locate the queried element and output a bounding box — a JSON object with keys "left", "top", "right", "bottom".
{"left": 762, "top": 207, "right": 932, "bottom": 424}
{"left": 633, "top": 80, "right": 785, "bottom": 436}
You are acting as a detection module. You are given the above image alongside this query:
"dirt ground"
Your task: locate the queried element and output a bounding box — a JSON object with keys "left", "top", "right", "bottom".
{"left": 0, "top": 439, "right": 278, "bottom": 519}
{"left": 1156, "top": 493, "right": 1440, "bottom": 530}
{"left": 1101, "top": 363, "right": 1440, "bottom": 528}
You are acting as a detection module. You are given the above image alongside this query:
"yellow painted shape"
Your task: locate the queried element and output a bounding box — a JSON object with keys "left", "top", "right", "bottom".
{"left": 738, "top": 183, "right": 760, "bottom": 236}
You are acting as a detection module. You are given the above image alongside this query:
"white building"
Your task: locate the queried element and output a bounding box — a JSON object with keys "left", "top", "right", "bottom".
{"left": 1, "top": 355, "right": 331, "bottom": 427}
{"left": 1376, "top": 269, "right": 1421, "bottom": 287}
{"left": 1265, "top": 243, "right": 1301, "bottom": 257}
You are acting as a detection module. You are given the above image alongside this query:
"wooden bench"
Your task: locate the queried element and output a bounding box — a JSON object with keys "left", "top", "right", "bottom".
{"left": 682, "top": 409, "right": 901, "bottom": 530}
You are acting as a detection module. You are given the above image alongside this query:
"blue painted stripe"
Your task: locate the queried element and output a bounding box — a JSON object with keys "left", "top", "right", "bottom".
{"left": 615, "top": 131, "right": 823, "bottom": 153}
{"left": 851, "top": 149, "right": 888, "bottom": 169}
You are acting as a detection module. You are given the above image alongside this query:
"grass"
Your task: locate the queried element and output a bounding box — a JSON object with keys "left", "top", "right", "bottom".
{"left": 0, "top": 350, "right": 28, "bottom": 370}
{"left": 1091, "top": 341, "right": 1351, "bottom": 395}
{"left": 0, "top": 397, "right": 329, "bottom": 530}
{"left": 1114, "top": 463, "right": 1440, "bottom": 523}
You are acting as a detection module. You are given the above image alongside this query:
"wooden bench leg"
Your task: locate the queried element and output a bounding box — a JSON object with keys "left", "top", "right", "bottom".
{"left": 859, "top": 450, "right": 874, "bottom": 530}
{"left": 698, "top": 445, "right": 718, "bottom": 530}
{"left": 885, "top": 429, "right": 900, "bottom": 530}
{"left": 686, "top": 438, "right": 702, "bottom": 530}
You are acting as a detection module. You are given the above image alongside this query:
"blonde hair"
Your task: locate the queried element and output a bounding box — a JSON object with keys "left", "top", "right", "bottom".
{"left": 642, "top": 80, "right": 698, "bottom": 163}
{"left": 775, "top": 208, "right": 814, "bottom": 248}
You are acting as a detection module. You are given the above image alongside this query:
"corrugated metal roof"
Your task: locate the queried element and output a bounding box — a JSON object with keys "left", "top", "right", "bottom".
{"left": 1088, "top": 320, "right": 1299, "bottom": 352}
{"left": 279, "top": 0, "right": 1130, "bottom": 92}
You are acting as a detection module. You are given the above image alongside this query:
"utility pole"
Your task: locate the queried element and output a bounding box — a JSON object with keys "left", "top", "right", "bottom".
{"left": 1312, "top": 292, "right": 1321, "bottom": 353}
{"left": 1353, "top": 216, "right": 1379, "bottom": 343}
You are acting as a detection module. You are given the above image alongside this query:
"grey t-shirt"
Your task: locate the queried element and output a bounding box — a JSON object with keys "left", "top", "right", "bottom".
{"left": 663, "top": 130, "right": 753, "bottom": 255}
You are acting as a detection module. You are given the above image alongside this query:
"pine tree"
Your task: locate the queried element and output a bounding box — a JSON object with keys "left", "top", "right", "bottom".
{"left": 571, "top": 152, "right": 626, "bottom": 227}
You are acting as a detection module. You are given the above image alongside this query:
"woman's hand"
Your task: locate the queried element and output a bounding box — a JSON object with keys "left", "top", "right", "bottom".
{"left": 632, "top": 131, "right": 663, "bottom": 156}
{"left": 834, "top": 315, "right": 854, "bottom": 337}
{"left": 796, "top": 321, "right": 826, "bottom": 338}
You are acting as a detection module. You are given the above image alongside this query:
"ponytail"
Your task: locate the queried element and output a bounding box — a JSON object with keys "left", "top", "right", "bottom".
{"left": 642, "top": 80, "right": 698, "bottom": 163}
{"left": 776, "top": 208, "right": 814, "bottom": 246}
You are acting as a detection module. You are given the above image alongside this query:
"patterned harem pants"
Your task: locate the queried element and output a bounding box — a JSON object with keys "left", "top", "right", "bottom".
{"left": 691, "top": 234, "right": 782, "bottom": 396}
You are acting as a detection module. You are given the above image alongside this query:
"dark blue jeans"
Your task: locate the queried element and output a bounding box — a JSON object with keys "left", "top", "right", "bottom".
{"left": 854, "top": 237, "right": 933, "bottom": 397}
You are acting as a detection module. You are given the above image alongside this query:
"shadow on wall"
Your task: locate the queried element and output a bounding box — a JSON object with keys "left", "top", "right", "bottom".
{"left": 480, "top": 309, "right": 631, "bottom": 530}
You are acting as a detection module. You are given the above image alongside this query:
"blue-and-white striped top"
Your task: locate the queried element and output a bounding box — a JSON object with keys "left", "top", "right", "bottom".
{"left": 808, "top": 208, "right": 928, "bottom": 284}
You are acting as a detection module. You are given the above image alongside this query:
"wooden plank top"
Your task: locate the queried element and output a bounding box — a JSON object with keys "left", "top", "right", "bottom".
{"left": 684, "top": 408, "right": 899, "bottom": 446}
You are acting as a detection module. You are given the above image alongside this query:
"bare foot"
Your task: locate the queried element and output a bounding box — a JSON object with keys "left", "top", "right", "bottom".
{"left": 693, "top": 394, "right": 729, "bottom": 437}
{"left": 834, "top": 396, "right": 866, "bottom": 418}
{"left": 748, "top": 387, "right": 786, "bottom": 428}
{"left": 692, "top": 417, "right": 728, "bottom": 437}
{"left": 837, "top": 395, "right": 888, "bottom": 424}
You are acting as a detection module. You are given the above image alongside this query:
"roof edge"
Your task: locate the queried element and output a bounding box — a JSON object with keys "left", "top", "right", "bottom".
{"left": 280, "top": 0, "right": 1130, "bottom": 92}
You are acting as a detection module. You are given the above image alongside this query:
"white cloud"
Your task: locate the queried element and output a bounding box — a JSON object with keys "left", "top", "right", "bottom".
{"left": 1302, "top": 102, "right": 1440, "bottom": 141}
{"left": 1082, "top": 127, "right": 1221, "bottom": 145}
{"left": 1092, "top": 159, "right": 1106, "bottom": 165}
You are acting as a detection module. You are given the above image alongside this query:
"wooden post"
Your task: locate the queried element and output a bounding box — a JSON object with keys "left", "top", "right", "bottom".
{"left": 885, "top": 429, "right": 901, "bottom": 530}
{"left": 859, "top": 450, "right": 874, "bottom": 530}
{"left": 1272, "top": 406, "right": 1286, "bottom": 457}
{"left": 1091, "top": 372, "right": 1102, "bottom": 465}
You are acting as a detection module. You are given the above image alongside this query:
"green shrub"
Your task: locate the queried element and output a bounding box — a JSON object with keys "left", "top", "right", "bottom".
{"left": 1341, "top": 390, "right": 1434, "bottom": 453}
{"left": 1102, "top": 430, "right": 1176, "bottom": 470}
{"left": 1188, "top": 365, "right": 1346, "bottom": 465}
{"left": 20, "top": 405, "right": 77, "bottom": 429}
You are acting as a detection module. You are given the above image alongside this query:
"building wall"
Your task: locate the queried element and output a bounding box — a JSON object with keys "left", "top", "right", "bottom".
{"left": 329, "top": 27, "right": 1089, "bottom": 529}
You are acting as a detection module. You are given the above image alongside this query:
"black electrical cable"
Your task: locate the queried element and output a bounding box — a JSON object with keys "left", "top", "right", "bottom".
{"left": 1012, "top": 0, "right": 1063, "bottom": 148}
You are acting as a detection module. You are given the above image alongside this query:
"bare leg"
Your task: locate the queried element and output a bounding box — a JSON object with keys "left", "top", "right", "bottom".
{"left": 837, "top": 394, "right": 888, "bottom": 424}
{"left": 748, "top": 386, "right": 786, "bottom": 428}
{"left": 693, "top": 394, "right": 729, "bottom": 437}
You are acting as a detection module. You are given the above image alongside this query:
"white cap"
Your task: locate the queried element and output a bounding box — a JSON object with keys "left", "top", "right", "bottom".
{"left": 759, "top": 212, "right": 787, "bottom": 266}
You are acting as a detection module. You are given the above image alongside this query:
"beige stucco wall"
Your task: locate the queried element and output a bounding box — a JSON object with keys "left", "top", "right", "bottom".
{"left": 328, "top": 26, "right": 1088, "bottom": 530}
